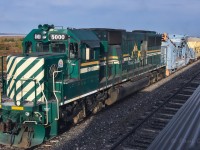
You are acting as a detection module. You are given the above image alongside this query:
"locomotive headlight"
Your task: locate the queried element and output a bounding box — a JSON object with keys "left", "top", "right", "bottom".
{"left": 25, "top": 112, "right": 30, "bottom": 116}
{"left": 42, "top": 36, "right": 47, "bottom": 39}
{"left": 16, "top": 101, "right": 20, "bottom": 106}
{"left": 42, "top": 31, "right": 47, "bottom": 34}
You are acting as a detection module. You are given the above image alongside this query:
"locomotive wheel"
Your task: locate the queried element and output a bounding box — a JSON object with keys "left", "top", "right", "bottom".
{"left": 92, "top": 102, "right": 104, "bottom": 114}
{"left": 73, "top": 110, "right": 85, "bottom": 124}
{"left": 18, "top": 132, "right": 31, "bottom": 148}
{"left": 105, "top": 88, "right": 119, "bottom": 106}
{"left": 150, "top": 71, "right": 157, "bottom": 84}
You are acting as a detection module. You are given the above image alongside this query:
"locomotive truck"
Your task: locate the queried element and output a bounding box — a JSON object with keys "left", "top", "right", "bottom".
{"left": 0, "top": 24, "right": 165, "bottom": 148}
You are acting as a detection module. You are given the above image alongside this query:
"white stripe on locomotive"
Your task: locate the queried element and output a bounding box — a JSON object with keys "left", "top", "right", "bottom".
{"left": 7, "top": 57, "right": 45, "bottom": 102}
{"left": 7, "top": 57, "right": 24, "bottom": 95}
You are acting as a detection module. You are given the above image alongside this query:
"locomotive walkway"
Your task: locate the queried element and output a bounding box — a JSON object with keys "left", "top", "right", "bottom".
{"left": 109, "top": 68, "right": 200, "bottom": 150}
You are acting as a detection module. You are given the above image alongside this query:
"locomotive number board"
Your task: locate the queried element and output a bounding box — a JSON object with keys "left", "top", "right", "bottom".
{"left": 49, "top": 34, "right": 68, "bottom": 40}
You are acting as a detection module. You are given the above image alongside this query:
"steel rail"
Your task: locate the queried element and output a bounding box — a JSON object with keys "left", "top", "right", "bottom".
{"left": 110, "top": 69, "right": 200, "bottom": 150}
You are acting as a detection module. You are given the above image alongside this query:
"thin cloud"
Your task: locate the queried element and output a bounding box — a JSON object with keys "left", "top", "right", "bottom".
{"left": 0, "top": 0, "right": 199, "bottom": 36}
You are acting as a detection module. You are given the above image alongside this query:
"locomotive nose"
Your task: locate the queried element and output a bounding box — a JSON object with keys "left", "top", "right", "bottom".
{"left": 6, "top": 55, "right": 45, "bottom": 105}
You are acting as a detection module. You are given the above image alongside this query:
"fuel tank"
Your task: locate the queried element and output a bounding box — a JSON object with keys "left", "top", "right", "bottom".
{"left": 105, "top": 77, "right": 149, "bottom": 105}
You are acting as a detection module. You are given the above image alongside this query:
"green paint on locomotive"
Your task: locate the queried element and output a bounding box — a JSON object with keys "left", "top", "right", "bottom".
{"left": 0, "top": 24, "right": 164, "bottom": 148}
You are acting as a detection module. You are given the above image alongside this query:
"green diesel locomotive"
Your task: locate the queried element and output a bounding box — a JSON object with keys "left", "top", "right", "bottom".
{"left": 0, "top": 24, "right": 165, "bottom": 148}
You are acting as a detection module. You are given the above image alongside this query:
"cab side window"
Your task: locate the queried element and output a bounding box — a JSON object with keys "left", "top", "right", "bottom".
{"left": 69, "top": 43, "right": 78, "bottom": 58}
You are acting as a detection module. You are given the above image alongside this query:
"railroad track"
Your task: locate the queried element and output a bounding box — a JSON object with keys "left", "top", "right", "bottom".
{"left": 109, "top": 70, "right": 200, "bottom": 150}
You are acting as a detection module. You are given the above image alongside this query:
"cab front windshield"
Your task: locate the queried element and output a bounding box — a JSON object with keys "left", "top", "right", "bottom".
{"left": 36, "top": 42, "right": 66, "bottom": 53}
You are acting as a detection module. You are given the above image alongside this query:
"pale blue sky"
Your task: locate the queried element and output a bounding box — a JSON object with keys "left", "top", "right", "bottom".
{"left": 0, "top": 0, "right": 199, "bottom": 36}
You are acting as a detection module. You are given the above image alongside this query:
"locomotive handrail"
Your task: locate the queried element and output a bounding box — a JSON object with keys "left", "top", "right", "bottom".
{"left": 23, "top": 121, "right": 37, "bottom": 124}
{"left": 36, "top": 79, "right": 49, "bottom": 125}
{"left": 1, "top": 56, "right": 6, "bottom": 94}
{"left": 53, "top": 70, "right": 62, "bottom": 121}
